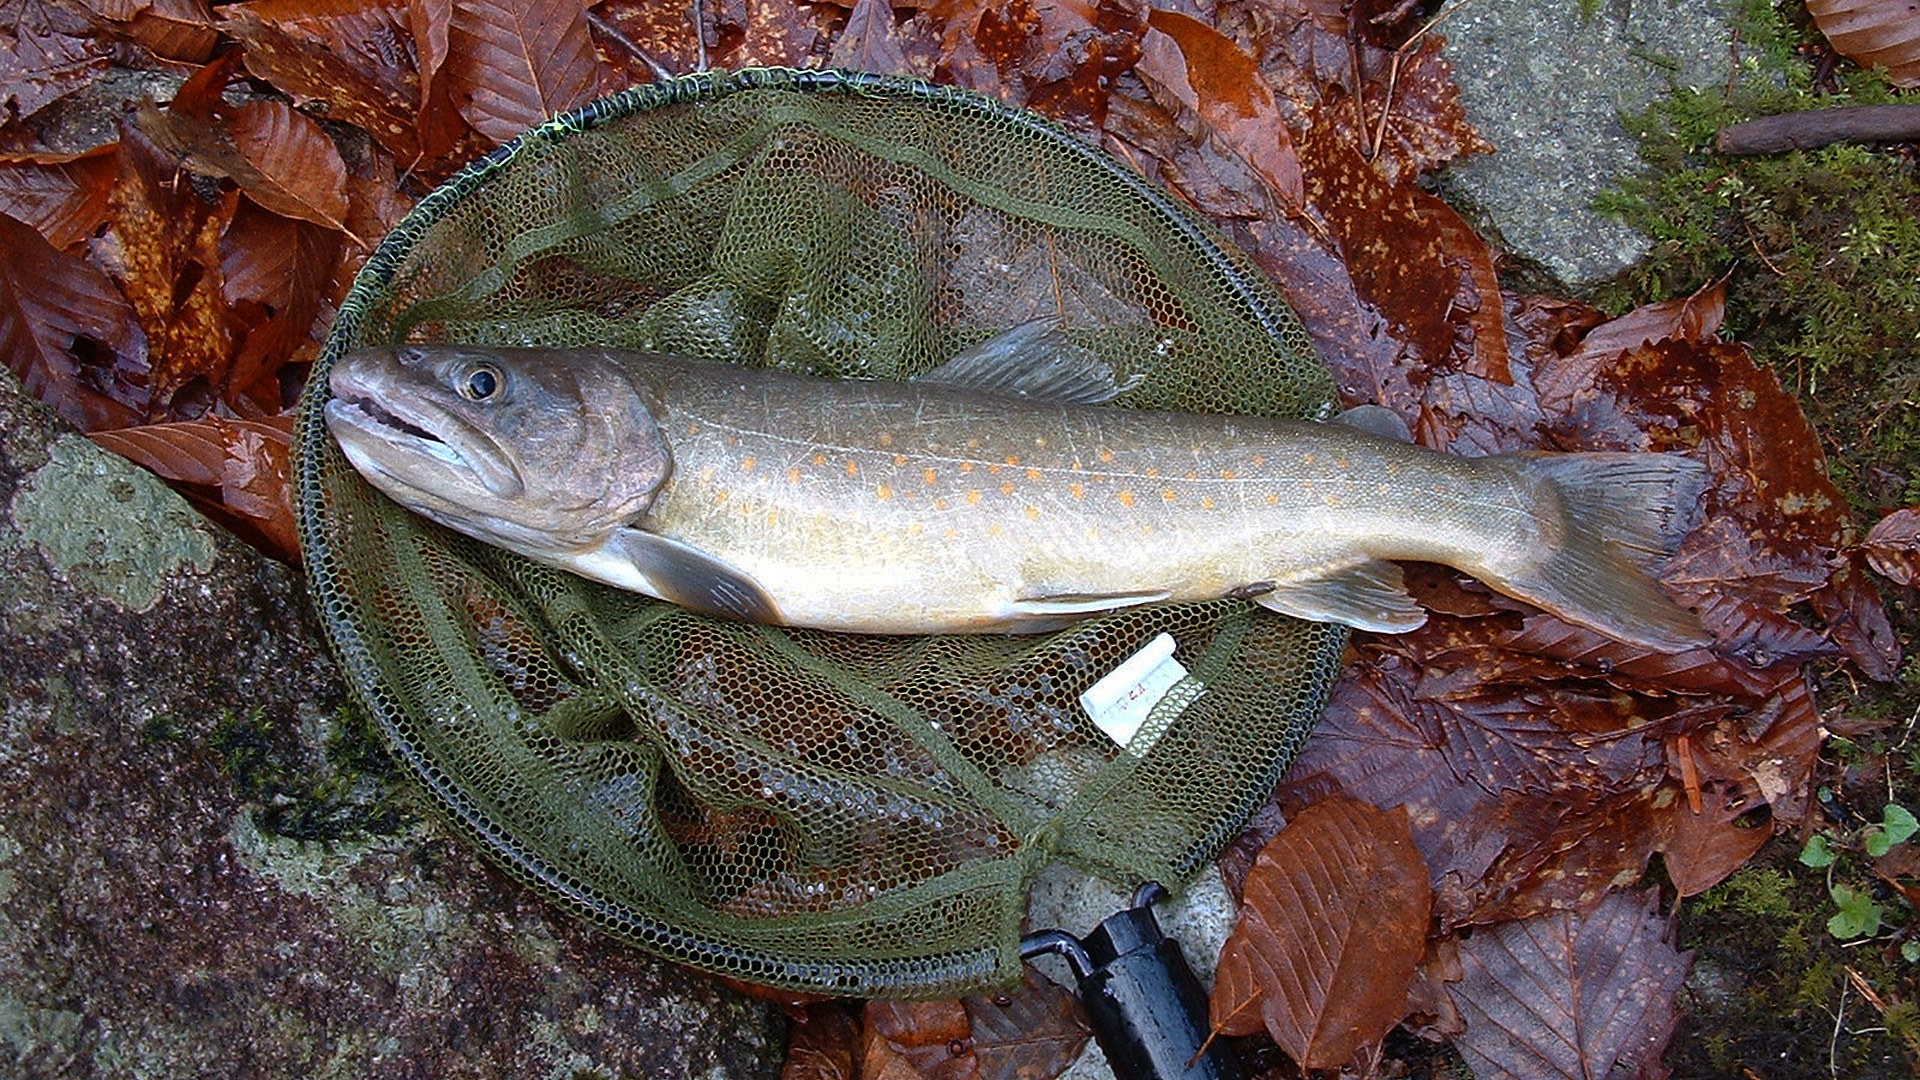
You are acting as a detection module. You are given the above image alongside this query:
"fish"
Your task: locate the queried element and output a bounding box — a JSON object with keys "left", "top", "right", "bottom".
{"left": 324, "top": 324, "right": 1713, "bottom": 651}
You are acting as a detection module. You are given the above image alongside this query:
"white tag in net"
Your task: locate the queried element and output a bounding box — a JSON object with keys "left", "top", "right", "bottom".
{"left": 1079, "top": 632, "right": 1195, "bottom": 755}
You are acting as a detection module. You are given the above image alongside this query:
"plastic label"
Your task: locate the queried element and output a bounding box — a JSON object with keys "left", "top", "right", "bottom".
{"left": 1080, "top": 632, "right": 1193, "bottom": 754}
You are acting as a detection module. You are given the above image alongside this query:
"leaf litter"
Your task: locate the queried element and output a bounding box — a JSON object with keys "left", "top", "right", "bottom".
{"left": 0, "top": 1, "right": 1902, "bottom": 1076}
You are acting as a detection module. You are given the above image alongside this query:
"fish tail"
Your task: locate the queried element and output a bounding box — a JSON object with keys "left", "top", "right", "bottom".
{"left": 1480, "top": 452, "right": 1713, "bottom": 651}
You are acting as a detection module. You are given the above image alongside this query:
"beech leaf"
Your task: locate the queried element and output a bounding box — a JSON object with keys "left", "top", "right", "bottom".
{"left": 1864, "top": 507, "right": 1920, "bottom": 587}
{"left": 1211, "top": 796, "right": 1431, "bottom": 1069}
{"left": 829, "top": 0, "right": 913, "bottom": 76}
{"left": 0, "top": 210, "right": 145, "bottom": 432}
{"left": 1139, "top": 9, "right": 1303, "bottom": 207}
{"left": 1449, "top": 889, "right": 1688, "bottom": 1080}
{"left": 89, "top": 414, "right": 298, "bottom": 561}
{"left": 1807, "top": 0, "right": 1920, "bottom": 87}
{"left": 862, "top": 997, "right": 977, "bottom": 1080}
{"left": 443, "top": 0, "right": 602, "bottom": 145}
{"left": 962, "top": 967, "right": 1090, "bottom": 1080}
{"left": 0, "top": 144, "right": 120, "bottom": 250}
{"left": 222, "top": 0, "right": 426, "bottom": 165}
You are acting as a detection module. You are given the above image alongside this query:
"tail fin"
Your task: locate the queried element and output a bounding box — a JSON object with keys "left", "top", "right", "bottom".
{"left": 1478, "top": 452, "right": 1713, "bottom": 652}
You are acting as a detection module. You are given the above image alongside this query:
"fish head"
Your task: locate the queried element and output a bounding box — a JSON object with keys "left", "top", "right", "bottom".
{"left": 324, "top": 345, "right": 670, "bottom": 554}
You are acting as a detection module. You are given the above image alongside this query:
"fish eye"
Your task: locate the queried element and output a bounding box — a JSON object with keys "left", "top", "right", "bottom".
{"left": 459, "top": 363, "right": 502, "bottom": 401}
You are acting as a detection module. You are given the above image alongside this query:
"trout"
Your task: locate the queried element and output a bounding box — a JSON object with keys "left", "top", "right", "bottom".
{"left": 324, "top": 327, "right": 1712, "bottom": 651}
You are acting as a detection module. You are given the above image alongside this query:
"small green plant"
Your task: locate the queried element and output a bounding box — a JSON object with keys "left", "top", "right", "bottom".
{"left": 1799, "top": 802, "right": 1918, "bottom": 942}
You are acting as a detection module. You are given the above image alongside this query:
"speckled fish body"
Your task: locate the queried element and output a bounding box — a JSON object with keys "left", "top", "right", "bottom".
{"left": 325, "top": 341, "right": 1713, "bottom": 651}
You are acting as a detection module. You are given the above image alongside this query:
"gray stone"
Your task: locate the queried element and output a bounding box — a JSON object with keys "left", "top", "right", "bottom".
{"left": 1435, "top": 0, "right": 1733, "bottom": 286}
{"left": 0, "top": 368, "right": 783, "bottom": 1079}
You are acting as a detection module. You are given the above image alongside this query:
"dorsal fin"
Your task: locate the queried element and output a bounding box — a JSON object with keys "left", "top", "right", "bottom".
{"left": 1332, "top": 404, "right": 1414, "bottom": 443}
{"left": 912, "top": 318, "right": 1140, "bottom": 404}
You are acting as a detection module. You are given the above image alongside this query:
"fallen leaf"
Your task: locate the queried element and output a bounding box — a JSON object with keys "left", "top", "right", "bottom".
{"left": 90, "top": 0, "right": 221, "bottom": 62}
{"left": 1863, "top": 506, "right": 1920, "bottom": 587}
{"left": 780, "top": 1002, "right": 862, "bottom": 1080}
{"left": 220, "top": 200, "right": 344, "bottom": 411}
{"left": 927, "top": 0, "right": 1148, "bottom": 130}
{"left": 1211, "top": 796, "right": 1431, "bottom": 1069}
{"left": 443, "top": 0, "right": 603, "bottom": 145}
{"left": 1139, "top": 8, "right": 1302, "bottom": 206}
{"left": 1808, "top": 0, "right": 1920, "bottom": 87}
{"left": 862, "top": 997, "right": 978, "bottom": 1080}
{"left": 963, "top": 968, "right": 1091, "bottom": 1080}
{"left": 0, "top": 209, "right": 145, "bottom": 431}
{"left": 221, "top": 0, "right": 427, "bottom": 166}
{"left": 829, "top": 0, "right": 913, "bottom": 75}
{"left": 1449, "top": 890, "right": 1688, "bottom": 1080}
{"left": 89, "top": 414, "right": 298, "bottom": 559}
{"left": 88, "top": 121, "right": 235, "bottom": 419}
{"left": 0, "top": 143, "right": 120, "bottom": 250}
{"left": 2, "top": 0, "right": 114, "bottom": 123}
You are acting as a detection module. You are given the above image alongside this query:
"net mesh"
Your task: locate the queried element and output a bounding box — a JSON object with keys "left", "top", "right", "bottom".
{"left": 294, "top": 69, "right": 1345, "bottom": 998}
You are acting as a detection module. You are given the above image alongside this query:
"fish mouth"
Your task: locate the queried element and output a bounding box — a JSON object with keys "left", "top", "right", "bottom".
{"left": 324, "top": 377, "right": 524, "bottom": 501}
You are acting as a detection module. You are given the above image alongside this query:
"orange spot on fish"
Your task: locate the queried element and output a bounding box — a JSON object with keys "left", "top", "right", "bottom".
{"left": 1302, "top": 453, "right": 1317, "bottom": 466}
{"left": 988, "top": 463, "right": 1002, "bottom": 476}
{"left": 924, "top": 468, "right": 938, "bottom": 485}
{"left": 1146, "top": 467, "right": 1160, "bottom": 478}
{"left": 741, "top": 455, "right": 756, "bottom": 473}
{"left": 813, "top": 452, "right": 827, "bottom": 466}
{"left": 1000, "top": 482, "right": 1015, "bottom": 496}
{"left": 1162, "top": 488, "right": 1176, "bottom": 503}
{"left": 699, "top": 466, "right": 716, "bottom": 483}
{"left": 967, "top": 490, "right": 982, "bottom": 507}
{"left": 1025, "top": 505, "right": 1039, "bottom": 521}
{"left": 787, "top": 467, "right": 801, "bottom": 484}
{"left": 1252, "top": 455, "right": 1266, "bottom": 467}
{"left": 845, "top": 460, "right": 859, "bottom": 477}
{"left": 1025, "top": 467, "right": 1041, "bottom": 481}
{"left": 766, "top": 509, "right": 778, "bottom": 525}
{"left": 933, "top": 496, "right": 949, "bottom": 510}
{"left": 967, "top": 438, "right": 981, "bottom": 451}
{"left": 1005, "top": 454, "right": 1020, "bottom": 467}
{"left": 877, "top": 484, "right": 893, "bottom": 501}
{"left": 893, "top": 454, "right": 906, "bottom": 466}
{"left": 959, "top": 461, "right": 975, "bottom": 474}
{"left": 1070, "top": 482, "right": 1085, "bottom": 499}
{"left": 1220, "top": 468, "right": 1237, "bottom": 480}
{"left": 715, "top": 489, "right": 730, "bottom": 504}
{"left": 1033, "top": 436, "right": 1048, "bottom": 449}
{"left": 988, "top": 523, "right": 1004, "bottom": 536}
{"left": 1265, "top": 493, "right": 1279, "bottom": 506}
{"left": 1099, "top": 448, "right": 1114, "bottom": 463}
{"left": 1118, "top": 490, "right": 1135, "bottom": 507}
{"left": 1201, "top": 496, "right": 1215, "bottom": 510}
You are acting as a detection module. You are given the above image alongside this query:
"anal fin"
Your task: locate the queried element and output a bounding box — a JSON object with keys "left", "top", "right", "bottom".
{"left": 1250, "top": 560, "right": 1427, "bottom": 633}
{"left": 1001, "top": 588, "right": 1173, "bottom": 629}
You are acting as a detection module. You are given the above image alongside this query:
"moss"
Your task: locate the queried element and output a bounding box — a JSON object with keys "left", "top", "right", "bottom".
{"left": 208, "top": 703, "right": 412, "bottom": 843}
{"left": 1695, "top": 866, "right": 1798, "bottom": 918}
{"left": 1592, "top": 0, "right": 1920, "bottom": 512}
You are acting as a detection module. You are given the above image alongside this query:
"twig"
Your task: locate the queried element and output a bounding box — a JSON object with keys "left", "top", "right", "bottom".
{"left": 1716, "top": 105, "right": 1920, "bottom": 154}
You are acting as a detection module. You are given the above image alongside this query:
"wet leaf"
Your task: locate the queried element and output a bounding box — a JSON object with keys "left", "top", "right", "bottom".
{"left": 2, "top": 0, "right": 112, "bottom": 123}
{"left": 88, "top": 121, "right": 234, "bottom": 419}
{"left": 443, "top": 0, "right": 602, "bottom": 145}
{"left": 89, "top": 0, "right": 221, "bottom": 62}
{"left": 1863, "top": 507, "right": 1920, "bottom": 586}
{"left": 1449, "top": 890, "right": 1688, "bottom": 1080}
{"left": 927, "top": 0, "right": 1148, "bottom": 130}
{"left": 862, "top": 997, "right": 978, "bottom": 1080}
{"left": 829, "top": 0, "right": 913, "bottom": 76}
{"left": 780, "top": 1002, "right": 861, "bottom": 1080}
{"left": 0, "top": 143, "right": 119, "bottom": 250}
{"left": 90, "top": 414, "right": 298, "bottom": 560}
{"left": 963, "top": 968, "right": 1091, "bottom": 1080}
{"left": 1138, "top": 8, "right": 1302, "bottom": 206}
{"left": 1211, "top": 796, "right": 1431, "bottom": 1069}
{"left": 221, "top": 200, "right": 344, "bottom": 411}
{"left": 1808, "top": 0, "right": 1920, "bottom": 87}
{"left": 0, "top": 209, "right": 144, "bottom": 431}
{"left": 221, "top": 0, "right": 426, "bottom": 166}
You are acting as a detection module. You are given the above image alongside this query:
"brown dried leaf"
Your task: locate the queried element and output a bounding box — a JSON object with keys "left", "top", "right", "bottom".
{"left": 443, "top": 0, "right": 602, "bottom": 145}
{"left": 1449, "top": 890, "right": 1688, "bottom": 1080}
{"left": 1864, "top": 507, "right": 1920, "bottom": 586}
{"left": 222, "top": 0, "right": 426, "bottom": 166}
{"left": 228, "top": 100, "right": 359, "bottom": 237}
{"left": 1211, "top": 796, "right": 1431, "bottom": 1069}
{"left": 1808, "top": 553, "right": 1903, "bottom": 681}
{"left": 88, "top": 121, "right": 234, "bottom": 419}
{"left": 4, "top": 0, "right": 112, "bottom": 123}
{"left": 1138, "top": 8, "right": 1302, "bottom": 206}
{"left": 1808, "top": 0, "right": 1920, "bottom": 87}
{"left": 0, "top": 144, "right": 119, "bottom": 250}
{"left": 221, "top": 200, "right": 344, "bottom": 411}
{"left": 926, "top": 0, "right": 1147, "bottom": 130}
{"left": 780, "top": 1002, "right": 862, "bottom": 1080}
{"left": 862, "top": 998, "right": 979, "bottom": 1080}
{"left": 829, "top": 0, "right": 913, "bottom": 75}
{"left": 963, "top": 968, "right": 1091, "bottom": 1080}
{"left": 89, "top": 414, "right": 298, "bottom": 560}
{"left": 0, "top": 209, "right": 145, "bottom": 431}
{"left": 1296, "top": 112, "right": 1512, "bottom": 392}
{"left": 90, "top": 0, "right": 220, "bottom": 62}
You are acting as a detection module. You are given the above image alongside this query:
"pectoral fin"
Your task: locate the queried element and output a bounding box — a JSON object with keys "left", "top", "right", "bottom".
{"left": 1250, "top": 560, "right": 1427, "bottom": 633}
{"left": 601, "top": 529, "right": 780, "bottom": 623}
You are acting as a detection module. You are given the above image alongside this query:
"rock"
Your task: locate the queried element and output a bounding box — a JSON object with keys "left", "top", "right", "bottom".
{"left": 1436, "top": 0, "right": 1733, "bottom": 287}
{"left": 0, "top": 368, "right": 783, "bottom": 1079}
